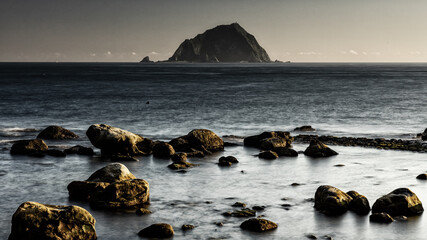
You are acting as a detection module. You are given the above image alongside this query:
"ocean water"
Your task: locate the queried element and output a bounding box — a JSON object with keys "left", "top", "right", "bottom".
{"left": 0, "top": 62, "right": 426, "bottom": 239}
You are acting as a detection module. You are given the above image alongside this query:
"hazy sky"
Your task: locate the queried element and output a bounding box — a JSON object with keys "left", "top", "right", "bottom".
{"left": 1, "top": 0, "right": 427, "bottom": 62}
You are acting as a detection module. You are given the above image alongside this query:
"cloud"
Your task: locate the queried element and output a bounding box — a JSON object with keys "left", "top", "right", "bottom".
{"left": 150, "top": 51, "right": 159, "bottom": 55}
{"left": 298, "top": 51, "right": 321, "bottom": 55}
{"left": 349, "top": 50, "right": 359, "bottom": 55}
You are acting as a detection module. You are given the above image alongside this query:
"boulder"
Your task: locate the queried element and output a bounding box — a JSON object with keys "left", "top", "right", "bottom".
{"left": 87, "top": 162, "right": 136, "bottom": 182}
{"left": 259, "top": 150, "right": 278, "bottom": 160}
{"left": 369, "top": 212, "right": 394, "bottom": 223}
{"left": 64, "top": 145, "right": 94, "bottom": 156}
{"left": 169, "top": 129, "right": 224, "bottom": 154}
{"left": 218, "top": 156, "right": 239, "bottom": 166}
{"left": 274, "top": 147, "right": 298, "bottom": 157}
{"left": 304, "top": 139, "right": 338, "bottom": 157}
{"left": 138, "top": 223, "right": 174, "bottom": 238}
{"left": 37, "top": 125, "right": 79, "bottom": 140}
{"left": 10, "top": 139, "right": 48, "bottom": 155}
{"left": 9, "top": 201, "right": 96, "bottom": 240}
{"left": 347, "top": 190, "right": 370, "bottom": 215}
{"left": 86, "top": 124, "right": 144, "bottom": 155}
{"left": 294, "top": 125, "right": 315, "bottom": 132}
{"left": 372, "top": 188, "right": 424, "bottom": 216}
{"left": 314, "top": 185, "right": 352, "bottom": 215}
{"left": 153, "top": 142, "right": 175, "bottom": 159}
{"left": 240, "top": 218, "right": 278, "bottom": 232}
{"left": 244, "top": 131, "right": 293, "bottom": 150}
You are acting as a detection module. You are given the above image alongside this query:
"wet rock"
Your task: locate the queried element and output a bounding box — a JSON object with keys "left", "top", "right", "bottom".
{"left": 252, "top": 205, "right": 266, "bottom": 211}
{"left": 372, "top": 188, "right": 424, "bottom": 216}
{"left": 416, "top": 173, "right": 427, "bottom": 180}
{"left": 9, "top": 201, "right": 96, "bottom": 240}
{"left": 218, "top": 156, "right": 239, "bottom": 166}
{"left": 304, "top": 139, "right": 338, "bottom": 157}
{"left": 294, "top": 125, "right": 315, "bottom": 132}
{"left": 232, "top": 202, "right": 246, "bottom": 207}
{"left": 68, "top": 163, "right": 149, "bottom": 209}
{"left": 274, "top": 147, "right": 298, "bottom": 157}
{"left": 10, "top": 139, "right": 48, "bottom": 155}
{"left": 314, "top": 185, "right": 352, "bottom": 215}
{"left": 64, "top": 145, "right": 94, "bottom": 156}
{"left": 138, "top": 223, "right": 174, "bottom": 238}
{"left": 419, "top": 128, "right": 427, "bottom": 141}
{"left": 169, "top": 129, "right": 224, "bottom": 154}
{"left": 181, "top": 224, "right": 195, "bottom": 231}
{"left": 153, "top": 142, "right": 175, "bottom": 159}
{"left": 136, "top": 208, "right": 152, "bottom": 215}
{"left": 215, "top": 222, "right": 224, "bottom": 227}
{"left": 347, "top": 190, "right": 370, "bottom": 215}
{"left": 86, "top": 124, "right": 144, "bottom": 156}
{"left": 240, "top": 218, "right": 278, "bottom": 232}
{"left": 223, "top": 208, "right": 256, "bottom": 217}
{"left": 37, "top": 125, "right": 79, "bottom": 140}
{"left": 244, "top": 131, "right": 293, "bottom": 150}
{"left": 369, "top": 212, "right": 394, "bottom": 223}
{"left": 168, "top": 161, "right": 197, "bottom": 170}
{"left": 259, "top": 150, "right": 278, "bottom": 160}
{"left": 305, "top": 234, "right": 317, "bottom": 239}
{"left": 186, "top": 149, "right": 205, "bottom": 158}
{"left": 46, "top": 149, "right": 66, "bottom": 157}
{"left": 171, "top": 153, "right": 187, "bottom": 163}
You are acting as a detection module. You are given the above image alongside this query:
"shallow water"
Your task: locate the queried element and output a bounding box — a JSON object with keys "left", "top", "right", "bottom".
{"left": 0, "top": 63, "right": 426, "bottom": 239}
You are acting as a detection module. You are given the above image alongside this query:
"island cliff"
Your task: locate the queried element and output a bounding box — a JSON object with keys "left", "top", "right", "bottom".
{"left": 168, "top": 23, "right": 271, "bottom": 63}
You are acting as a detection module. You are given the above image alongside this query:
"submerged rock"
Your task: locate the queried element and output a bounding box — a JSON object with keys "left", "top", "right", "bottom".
{"left": 136, "top": 208, "right": 152, "bottom": 215}
{"left": 9, "top": 201, "right": 96, "bottom": 240}
{"left": 64, "top": 145, "right": 94, "bottom": 156}
{"left": 274, "top": 147, "right": 299, "bottom": 157}
{"left": 259, "top": 150, "right": 278, "bottom": 160}
{"left": 369, "top": 212, "right": 394, "bottom": 223}
{"left": 46, "top": 149, "right": 66, "bottom": 157}
{"left": 304, "top": 139, "right": 338, "bottom": 157}
{"left": 37, "top": 125, "right": 79, "bottom": 140}
{"left": 10, "top": 139, "right": 48, "bottom": 155}
{"left": 169, "top": 129, "right": 224, "bottom": 154}
{"left": 138, "top": 223, "right": 174, "bottom": 238}
{"left": 372, "top": 188, "right": 424, "bottom": 216}
{"left": 294, "top": 125, "right": 315, "bottom": 132}
{"left": 181, "top": 224, "right": 195, "bottom": 231}
{"left": 167, "top": 161, "right": 196, "bottom": 170}
{"left": 240, "top": 218, "right": 278, "bottom": 232}
{"left": 314, "top": 185, "right": 352, "bottom": 215}
{"left": 218, "top": 156, "right": 239, "bottom": 166}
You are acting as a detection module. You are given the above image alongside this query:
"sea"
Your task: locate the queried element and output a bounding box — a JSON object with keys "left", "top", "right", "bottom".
{"left": 0, "top": 62, "right": 426, "bottom": 239}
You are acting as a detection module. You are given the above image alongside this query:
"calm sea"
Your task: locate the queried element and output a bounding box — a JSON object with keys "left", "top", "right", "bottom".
{"left": 0, "top": 63, "right": 426, "bottom": 239}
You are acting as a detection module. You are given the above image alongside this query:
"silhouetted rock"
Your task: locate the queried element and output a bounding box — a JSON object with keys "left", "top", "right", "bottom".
{"left": 294, "top": 125, "right": 315, "bottom": 132}
{"left": 347, "top": 190, "right": 370, "bottom": 215}
{"left": 259, "top": 150, "right": 278, "bottom": 160}
{"left": 232, "top": 202, "right": 246, "bottom": 208}
{"left": 218, "top": 156, "right": 239, "bottom": 166}
{"left": 46, "top": 149, "right": 66, "bottom": 157}
{"left": 304, "top": 139, "right": 338, "bottom": 157}
{"left": 153, "top": 142, "right": 175, "bottom": 159}
{"left": 244, "top": 131, "right": 294, "bottom": 150}
{"left": 10, "top": 139, "right": 48, "bottom": 155}
{"left": 64, "top": 145, "right": 94, "bottom": 156}
{"left": 274, "top": 147, "right": 298, "bottom": 157}
{"left": 140, "top": 56, "right": 153, "bottom": 63}
{"left": 314, "top": 185, "right": 352, "bottom": 215}
{"left": 420, "top": 128, "right": 427, "bottom": 141}
{"left": 369, "top": 212, "right": 394, "bottom": 223}
{"left": 169, "top": 129, "right": 224, "bottom": 154}
{"left": 168, "top": 23, "right": 271, "bottom": 63}
{"left": 372, "top": 188, "right": 423, "bottom": 216}
{"left": 37, "top": 125, "right": 79, "bottom": 140}
{"left": 9, "top": 201, "right": 96, "bottom": 240}
{"left": 240, "top": 218, "right": 278, "bottom": 232}
{"left": 416, "top": 173, "right": 427, "bottom": 180}
{"left": 138, "top": 223, "right": 174, "bottom": 238}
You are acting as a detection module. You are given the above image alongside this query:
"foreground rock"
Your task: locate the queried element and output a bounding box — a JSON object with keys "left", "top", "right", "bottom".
{"left": 10, "top": 139, "right": 48, "bottom": 155}
{"left": 68, "top": 163, "right": 149, "bottom": 209}
{"left": 240, "top": 218, "right": 278, "bottom": 232}
{"left": 218, "top": 156, "right": 239, "bottom": 166}
{"left": 169, "top": 129, "right": 224, "bottom": 154}
{"left": 138, "top": 223, "right": 174, "bottom": 238}
{"left": 369, "top": 212, "right": 394, "bottom": 223}
{"left": 314, "top": 185, "right": 352, "bottom": 215}
{"left": 86, "top": 124, "right": 146, "bottom": 156}
{"left": 9, "top": 201, "right": 96, "bottom": 240}
{"left": 168, "top": 23, "right": 271, "bottom": 63}
{"left": 347, "top": 190, "right": 370, "bottom": 215}
{"left": 244, "top": 131, "right": 294, "bottom": 150}
{"left": 304, "top": 139, "right": 338, "bottom": 157}
{"left": 37, "top": 125, "right": 79, "bottom": 140}
{"left": 372, "top": 188, "right": 424, "bottom": 216}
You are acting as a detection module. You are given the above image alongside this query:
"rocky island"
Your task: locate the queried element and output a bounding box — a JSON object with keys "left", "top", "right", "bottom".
{"left": 168, "top": 23, "right": 271, "bottom": 63}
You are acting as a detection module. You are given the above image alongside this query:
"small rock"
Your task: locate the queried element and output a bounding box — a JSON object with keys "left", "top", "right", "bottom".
{"left": 232, "top": 202, "right": 246, "bottom": 208}
{"left": 10, "top": 139, "right": 48, "bottom": 155}
{"left": 314, "top": 185, "right": 352, "bottom": 215}
{"left": 273, "top": 147, "right": 298, "bottom": 157}
{"left": 416, "top": 173, "right": 427, "bottom": 180}
{"left": 218, "top": 156, "right": 239, "bottom": 166}
{"left": 37, "top": 125, "right": 79, "bottom": 140}
{"left": 215, "top": 222, "right": 224, "bottom": 227}
{"left": 224, "top": 208, "right": 256, "bottom": 217}
{"left": 240, "top": 218, "right": 278, "bottom": 232}
{"left": 167, "top": 161, "right": 197, "bottom": 170}
{"left": 64, "top": 145, "right": 94, "bottom": 156}
{"left": 252, "top": 206, "right": 266, "bottom": 211}
{"left": 138, "top": 223, "right": 174, "bottom": 238}
{"left": 369, "top": 212, "right": 394, "bottom": 223}
{"left": 46, "top": 149, "right": 66, "bottom": 157}
{"left": 294, "top": 125, "right": 316, "bottom": 132}
{"left": 153, "top": 142, "right": 175, "bottom": 159}
{"left": 305, "top": 234, "right": 317, "bottom": 239}
{"left": 259, "top": 150, "right": 278, "bottom": 160}
{"left": 136, "top": 208, "right": 152, "bottom": 215}
{"left": 181, "top": 224, "right": 195, "bottom": 231}
{"left": 304, "top": 139, "right": 338, "bottom": 158}
{"left": 171, "top": 153, "right": 187, "bottom": 163}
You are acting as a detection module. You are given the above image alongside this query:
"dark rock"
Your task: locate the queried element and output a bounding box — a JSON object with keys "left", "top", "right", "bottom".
{"left": 347, "top": 190, "right": 370, "bottom": 215}
{"left": 305, "top": 234, "right": 317, "bottom": 239}
{"left": 232, "top": 202, "right": 246, "bottom": 208}
{"left": 10, "top": 139, "right": 48, "bottom": 155}
{"left": 136, "top": 208, "right": 152, "bottom": 215}
{"left": 314, "top": 185, "right": 352, "bottom": 215}
{"left": 372, "top": 188, "right": 424, "bottom": 216}
{"left": 259, "top": 150, "right": 278, "bottom": 160}
{"left": 138, "top": 223, "right": 174, "bottom": 238}
{"left": 223, "top": 208, "right": 256, "bottom": 217}
{"left": 169, "top": 129, "right": 224, "bottom": 154}
{"left": 86, "top": 124, "right": 144, "bottom": 156}
{"left": 369, "top": 212, "right": 394, "bottom": 223}
{"left": 186, "top": 149, "right": 205, "bottom": 158}
{"left": 110, "top": 154, "right": 139, "bottom": 161}
{"left": 181, "top": 224, "right": 195, "bottom": 231}
{"left": 37, "top": 125, "right": 79, "bottom": 140}
{"left": 9, "top": 201, "right": 96, "bottom": 240}
{"left": 171, "top": 153, "right": 187, "bottom": 163}
{"left": 153, "top": 142, "right": 175, "bottom": 159}
{"left": 240, "top": 218, "right": 278, "bottom": 232}
{"left": 416, "top": 173, "right": 427, "bottom": 180}
{"left": 420, "top": 128, "right": 427, "bottom": 141}
{"left": 252, "top": 205, "right": 266, "bottom": 211}
{"left": 244, "top": 131, "right": 293, "bottom": 150}
{"left": 87, "top": 162, "right": 136, "bottom": 182}
{"left": 218, "top": 156, "right": 239, "bottom": 166}
{"left": 294, "top": 125, "right": 315, "bottom": 132}
{"left": 274, "top": 147, "right": 298, "bottom": 157}
{"left": 168, "top": 23, "right": 270, "bottom": 63}
{"left": 28, "top": 152, "right": 46, "bottom": 158}
{"left": 140, "top": 56, "right": 153, "bottom": 63}
{"left": 167, "top": 161, "right": 196, "bottom": 170}
{"left": 46, "top": 149, "right": 66, "bottom": 157}
{"left": 64, "top": 145, "right": 94, "bottom": 156}
{"left": 304, "top": 139, "right": 338, "bottom": 157}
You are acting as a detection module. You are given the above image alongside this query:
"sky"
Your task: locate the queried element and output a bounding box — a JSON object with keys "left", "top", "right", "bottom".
{"left": 1, "top": 0, "right": 427, "bottom": 62}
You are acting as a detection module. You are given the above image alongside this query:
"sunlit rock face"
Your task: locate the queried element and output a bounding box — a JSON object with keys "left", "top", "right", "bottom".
{"left": 168, "top": 23, "right": 271, "bottom": 63}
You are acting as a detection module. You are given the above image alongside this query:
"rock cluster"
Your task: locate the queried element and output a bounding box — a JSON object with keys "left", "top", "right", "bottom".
{"left": 9, "top": 201, "right": 96, "bottom": 240}
{"left": 244, "top": 131, "right": 298, "bottom": 159}
{"left": 314, "top": 185, "right": 370, "bottom": 215}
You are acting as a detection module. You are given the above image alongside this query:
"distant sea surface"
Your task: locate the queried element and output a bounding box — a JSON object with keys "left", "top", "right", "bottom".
{"left": 0, "top": 63, "right": 426, "bottom": 239}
